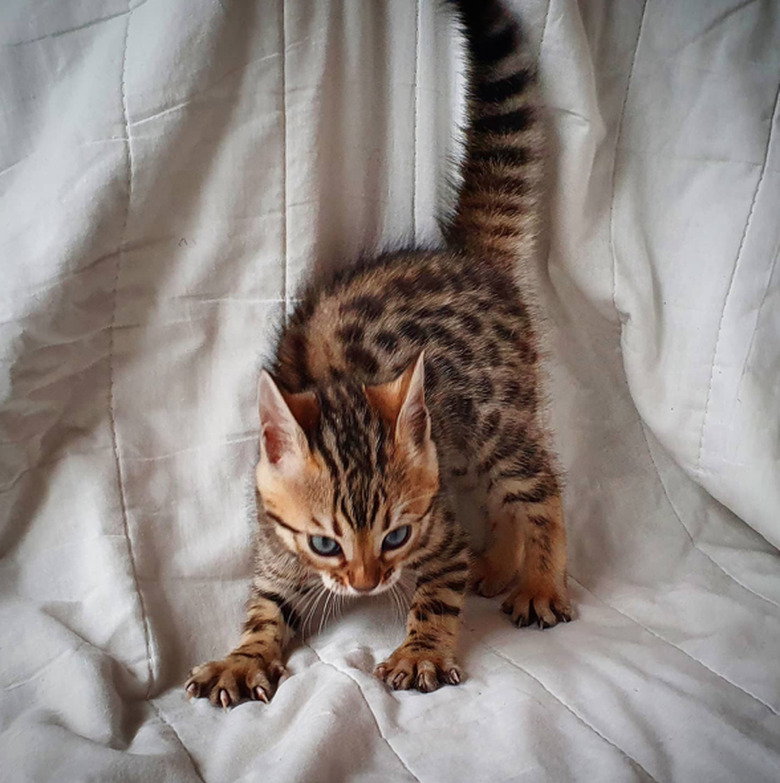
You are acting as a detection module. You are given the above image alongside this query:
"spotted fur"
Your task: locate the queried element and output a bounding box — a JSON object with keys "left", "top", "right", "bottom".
{"left": 186, "top": 0, "right": 571, "bottom": 708}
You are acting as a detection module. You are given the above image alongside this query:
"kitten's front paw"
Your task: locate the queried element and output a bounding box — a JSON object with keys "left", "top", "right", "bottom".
{"left": 185, "top": 655, "right": 286, "bottom": 708}
{"left": 501, "top": 587, "right": 572, "bottom": 629}
{"left": 375, "top": 647, "right": 462, "bottom": 693}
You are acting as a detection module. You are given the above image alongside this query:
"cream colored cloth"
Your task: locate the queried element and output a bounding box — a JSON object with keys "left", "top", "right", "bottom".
{"left": 1, "top": 1, "right": 779, "bottom": 781}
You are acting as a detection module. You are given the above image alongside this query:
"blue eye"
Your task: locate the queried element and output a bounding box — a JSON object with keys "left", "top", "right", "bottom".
{"left": 309, "top": 535, "right": 342, "bottom": 557}
{"left": 382, "top": 525, "right": 412, "bottom": 551}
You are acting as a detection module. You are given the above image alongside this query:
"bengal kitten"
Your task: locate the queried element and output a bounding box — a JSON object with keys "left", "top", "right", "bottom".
{"left": 186, "top": 0, "right": 571, "bottom": 707}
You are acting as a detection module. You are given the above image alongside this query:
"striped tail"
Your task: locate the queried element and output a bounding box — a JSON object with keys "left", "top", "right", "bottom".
{"left": 444, "top": 0, "right": 545, "bottom": 272}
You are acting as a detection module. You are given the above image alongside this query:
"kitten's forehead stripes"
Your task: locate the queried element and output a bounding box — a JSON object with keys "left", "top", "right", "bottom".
{"left": 312, "top": 384, "right": 391, "bottom": 531}
{"left": 265, "top": 511, "right": 305, "bottom": 535}
{"left": 381, "top": 507, "right": 393, "bottom": 532}
{"left": 367, "top": 487, "right": 385, "bottom": 532}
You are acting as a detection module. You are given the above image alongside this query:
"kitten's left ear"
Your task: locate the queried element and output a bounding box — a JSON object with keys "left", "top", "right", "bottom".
{"left": 365, "top": 352, "right": 431, "bottom": 451}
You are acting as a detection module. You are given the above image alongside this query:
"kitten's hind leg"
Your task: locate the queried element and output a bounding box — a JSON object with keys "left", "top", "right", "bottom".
{"left": 445, "top": 459, "right": 519, "bottom": 597}
{"left": 499, "top": 481, "right": 571, "bottom": 628}
{"left": 470, "top": 506, "right": 522, "bottom": 598}
{"left": 479, "top": 435, "right": 572, "bottom": 627}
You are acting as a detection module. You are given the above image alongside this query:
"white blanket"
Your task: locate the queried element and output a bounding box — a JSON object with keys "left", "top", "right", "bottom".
{"left": 1, "top": 1, "right": 779, "bottom": 781}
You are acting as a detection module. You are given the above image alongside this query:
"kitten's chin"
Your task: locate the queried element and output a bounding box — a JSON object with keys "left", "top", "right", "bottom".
{"left": 321, "top": 570, "right": 402, "bottom": 597}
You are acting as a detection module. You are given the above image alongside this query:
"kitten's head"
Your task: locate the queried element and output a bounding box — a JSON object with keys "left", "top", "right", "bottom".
{"left": 255, "top": 354, "right": 439, "bottom": 596}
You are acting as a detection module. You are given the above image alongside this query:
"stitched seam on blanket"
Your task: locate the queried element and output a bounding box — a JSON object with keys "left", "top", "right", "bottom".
{"left": 412, "top": 0, "right": 420, "bottom": 242}
{"left": 0, "top": 433, "right": 257, "bottom": 491}
{"left": 478, "top": 640, "right": 660, "bottom": 783}
{"left": 127, "top": 434, "right": 258, "bottom": 463}
{"left": 305, "top": 645, "right": 422, "bottom": 783}
{"left": 281, "top": 0, "right": 289, "bottom": 323}
{"left": 538, "top": 0, "right": 553, "bottom": 52}
{"left": 109, "top": 4, "right": 155, "bottom": 697}
{"left": 5, "top": 0, "right": 150, "bottom": 46}
{"left": 641, "top": 421, "right": 780, "bottom": 613}
{"left": 608, "top": 0, "right": 648, "bottom": 320}
{"left": 696, "top": 76, "right": 780, "bottom": 470}
{"left": 570, "top": 575, "right": 779, "bottom": 716}
{"left": 150, "top": 701, "right": 207, "bottom": 783}
{"left": 735, "top": 235, "right": 780, "bottom": 393}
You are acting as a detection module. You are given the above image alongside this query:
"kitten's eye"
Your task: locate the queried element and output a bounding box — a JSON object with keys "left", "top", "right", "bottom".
{"left": 382, "top": 525, "right": 412, "bottom": 551}
{"left": 309, "top": 535, "right": 342, "bottom": 557}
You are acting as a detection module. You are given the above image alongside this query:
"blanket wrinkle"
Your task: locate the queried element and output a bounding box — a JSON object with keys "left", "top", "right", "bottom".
{"left": 641, "top": 421, "right": 780, "bottom": 612}
{"left": 478, "top": 639, "right": 660, "bottom": 783}
{"left": 150, "top": 702, "right": 208, "bottom": 783}
{"left": 1, "top": 252, "right": 121, "bottom": 301}
{"left": 570, "top": 576, "right": 779, "bottom": 716}
{"left": 304, "top": 644, "right": 423, "bottom": 783}
{"left": 697, "top": 77, "right": 780, "bottom": 470}
{"left": 1, "top": 452, "right": 117, "bottom": 496}
{"left": 3, "top": 647, "right": 79, "bottom": 693}
{"left": 0, "top": 155, "right": 35, "bottom": 180}
{"left": 682, "top": 0, "right": 764, "bottom": 49}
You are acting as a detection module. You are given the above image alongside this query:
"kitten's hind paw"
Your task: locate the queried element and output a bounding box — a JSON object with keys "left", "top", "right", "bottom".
{"left": 375, "top": 648, "right": 462, "bottom": 693}
{"left": 501, "top": 588, "right": 572, "bottom": 629}
{"left": 185, "top": 655, "right": 286, "bottom": 709}
{"left": 469, "top": 554, "right": 517, "bottom": 598}
{"left": 471, "top": 572, "right": 515, "bottom": 598}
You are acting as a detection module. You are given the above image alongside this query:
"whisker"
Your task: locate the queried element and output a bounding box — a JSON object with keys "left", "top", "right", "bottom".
{"left": 318, "top": 590, "right": 334, "bottom": 635}
{"left": 389, "top": 585, "right": 402, "bottom": 626}
{"left": 300, "top": 585, "right": 327, "bottom": 643}
{"left": 296, "top": 584, "right": 320, "bottom": 625}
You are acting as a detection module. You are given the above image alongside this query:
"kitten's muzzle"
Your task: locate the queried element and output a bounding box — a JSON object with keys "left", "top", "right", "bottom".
{"left": 348, "top": 563, "right": 382, "bottom": 593}
{"left": 349, "top": 574, "right": 381, "bottom": 593}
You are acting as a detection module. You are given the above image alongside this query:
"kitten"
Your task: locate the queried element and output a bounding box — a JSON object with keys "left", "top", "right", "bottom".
{"left": 186, "top": 0, "right": 572, "bottom": 707}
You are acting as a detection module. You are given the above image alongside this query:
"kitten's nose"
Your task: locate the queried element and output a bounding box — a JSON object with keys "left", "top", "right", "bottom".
{"left": 350, "top": 564, "right": 380, "bottom": 593}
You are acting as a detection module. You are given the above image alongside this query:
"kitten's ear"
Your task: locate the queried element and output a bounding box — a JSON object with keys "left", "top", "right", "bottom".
{"left": 396, "top": 352, "right": 431, "bottom": 450}
{"left": 258, "top": 372, "right": 317, "bottom": 470}
{"left": 365, "top": 352, "right": 430, "bottom": 451}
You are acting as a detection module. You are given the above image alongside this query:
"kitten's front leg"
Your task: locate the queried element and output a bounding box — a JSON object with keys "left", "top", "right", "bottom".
{"left": 185, "top": 585, "right": 303, "bottom": 708}
{"left": 375, "top": 533, "right": 470, "bottom": 693}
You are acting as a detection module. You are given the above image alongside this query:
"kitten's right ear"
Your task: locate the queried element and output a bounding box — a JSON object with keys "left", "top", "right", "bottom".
{"left": 365, "top": 352, "right": 431, "bottom": 452}
{"left": 258, "top": 372, "right": 314, "bottom": 471}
